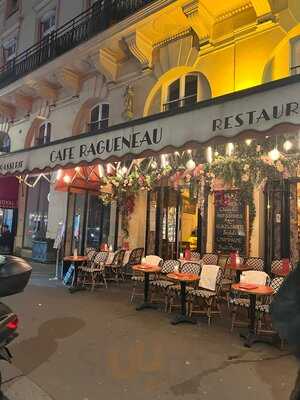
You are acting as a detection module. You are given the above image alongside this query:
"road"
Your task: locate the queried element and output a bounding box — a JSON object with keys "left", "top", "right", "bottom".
{"left": 0, "top": 265, "right": 297, "bottom": 400}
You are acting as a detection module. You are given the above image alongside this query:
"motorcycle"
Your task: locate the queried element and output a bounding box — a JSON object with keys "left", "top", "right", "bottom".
{"left": 0, "top": 256, "right": 32, "bottom": 391}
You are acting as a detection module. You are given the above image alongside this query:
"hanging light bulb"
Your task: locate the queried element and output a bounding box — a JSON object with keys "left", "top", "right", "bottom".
{"left": 214, "top": 151, "right": 219, "bottom": 156}
{"left": 207, "top": 147, "right": 213, "bottom": 163}
{"left": 283, "top": 140, "right": 293, "bottom": 152}
{"left": 161, "top": 154, "right": 168, "bottom": 167}
{"left": 75, "top": 166, "right": 80, "bottom": 172}
{"left": 186, "top": 159, "right": 196, "bottom": 171}
{"left": 226, "top": 142, "right": 234, "bottom": 156}
{"left": 120, "top": 166, "right": 128, "bottom": 176}
{"left": 63, "top": 175, "right": 71, "bottom": 184}
{"left": 245, "top": 139, "right": 252, "bottom": 146}
{"left": 98, "top": 164, "right": 105, "bottom": 178}
{"left": 268, "top": 147, "right": 280, "bottom": 161}
{"left": 187, "top": 149, "right": 192, "bottom": 155}
{"left": 174, "top": 151, "right": 180, "bottom": 156}
{"left": 151, "top": 160, "right": 157, "bottom": 169}
{"left": 56, "top": 169, "right": 62, "bottom": 181}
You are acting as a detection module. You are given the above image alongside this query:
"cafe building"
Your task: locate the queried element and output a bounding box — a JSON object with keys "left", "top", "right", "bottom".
{"left": 0, "top": 0, "right": 298, "bottom": 267}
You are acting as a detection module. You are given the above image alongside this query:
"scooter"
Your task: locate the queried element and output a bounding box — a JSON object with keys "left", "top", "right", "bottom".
{"left": 0, "top": 256, "right": 32, "bottom": 391}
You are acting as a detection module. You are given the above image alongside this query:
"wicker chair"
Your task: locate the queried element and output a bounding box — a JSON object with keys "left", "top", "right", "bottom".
{"left": 256, "top": 277, "right": 285, "bottom": 340}
{"left": 230, "top": 271, "right": 270, "bottom": 331}
{"left": 130, "top": 255, "right": 162, "bottom": 303}
{"left": 191, "top": 252, "right": 201, "bottom": 261}
{"left": 81, "top": 251, "right": 109, "bottom": 291}
{"left": 105, "top": 250, "right": 126, "bottom": 283}
{"left": 244, "top": 257, "right": 265, "bottom": 271}
{"left": 271, "top": 259, "right": 293, "bottom": 276}
{"left": 201, "top": 253, "right": 219, "bottom": 265}
{"left": 150, "top": 259, "right": 180, "bottom": 308}
{"left": 220, "top": 256, "right": 244, "bottom": 307}
{"left": 125, "top": 247, "right": 144, "bottom": 277}
{"left": 187, "top": 265, "right": 224, "bottom": 325}
{"left": 168, "top": 262, "right": 202, "bottom": 313}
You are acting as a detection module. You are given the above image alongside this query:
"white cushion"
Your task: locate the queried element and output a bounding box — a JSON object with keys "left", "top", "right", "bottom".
{"left": 144, "top": 255, "right": 163, "bottom": 266}
{"left": 199, "top": 265, "right": 220, "bottom": 291}
{"left": 241, "top": 271, "right": 268, "bottom": 285}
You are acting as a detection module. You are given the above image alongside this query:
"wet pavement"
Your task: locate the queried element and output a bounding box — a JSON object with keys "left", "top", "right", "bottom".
{"left": 0, "top": 262, "right": 298, "bottom": 399}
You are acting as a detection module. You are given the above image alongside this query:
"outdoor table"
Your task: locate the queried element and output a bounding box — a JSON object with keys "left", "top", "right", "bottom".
{"left": 132, "top": 264, "right": 161, "bottom": 311}
{"left": 226, "top": 263, "right": 252, "bottom": 282}
{"left": 167, "top": 272, "right": 199, "bottom": 325}
{"left": 232, "top": 283, "right": 274, "bottom": 348}
{"left": 64, "top": 255, "right": 88, "bottom": 294}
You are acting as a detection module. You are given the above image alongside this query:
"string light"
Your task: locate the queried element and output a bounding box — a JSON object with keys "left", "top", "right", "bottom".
{"left": 120, "top": 166, "right": 128, "bottom": 176}
{"left": 161, "top": 154, "right": 168, "bottom": 167}
{"left": 63, "top": 175, "right": 71, "bottom": 184}
{"left": 206, "top": 147, "right": 213, "bottom": 163}
{"left": 226, "top": 142, "right": 234, "bottom": 156}
{"left": 98, "top": 165, "right": 105, "bottom": 178}
{"left": 75, "top": 167, "right": 80, "bottom": 172}
{"left": 186, "top": 159, "right": 196, "bottom": 171}
{"left": 268, "top": 147, "right": 280, "bottom": 161}
{"left": 245, "top": 139, "right": 252, "bottom": 146}
{"left": 283, "top": 140, "right": 293, "bottom": 152}
{"left": 151, "top": 160, "right": 157, "bottom": 169}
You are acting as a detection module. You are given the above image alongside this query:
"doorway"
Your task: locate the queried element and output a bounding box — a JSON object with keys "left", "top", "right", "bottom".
{"left": 146, "top": 187, "right": 201, "bottom": 259}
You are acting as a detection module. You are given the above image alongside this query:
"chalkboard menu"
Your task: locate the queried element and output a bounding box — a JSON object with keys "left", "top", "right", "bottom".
{"left": 214, "top": 191, "right": 246, "bottom": 255}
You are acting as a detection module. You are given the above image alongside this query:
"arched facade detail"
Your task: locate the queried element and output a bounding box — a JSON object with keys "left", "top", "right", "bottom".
{"left": 24, "top": 117, "right": 48, "bottom": 149}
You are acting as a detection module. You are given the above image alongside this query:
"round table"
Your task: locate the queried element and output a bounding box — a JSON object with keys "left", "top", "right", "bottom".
{"left": 232, "top": 283, "right": 274, "bottom": 347}
{"left": 132, "top": 264, "right": 161, "bottom": 311}
{"left": 63, "top": 255, "right": 88, "bottom": 293}
{"left": 167, "top": 272, "right": 199, "bottom": 325}
{"left": 226, "top": 263, "right": 252, "bottom": 282}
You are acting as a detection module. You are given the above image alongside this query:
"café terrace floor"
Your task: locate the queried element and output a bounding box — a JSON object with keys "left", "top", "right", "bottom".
{"left": 1, "top": 261, "right": 298, "bottom": 400}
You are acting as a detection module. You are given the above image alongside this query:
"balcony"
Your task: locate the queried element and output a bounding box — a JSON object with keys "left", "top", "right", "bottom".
{"left": 0, "top": 0, "right": 156, "bottom": 90}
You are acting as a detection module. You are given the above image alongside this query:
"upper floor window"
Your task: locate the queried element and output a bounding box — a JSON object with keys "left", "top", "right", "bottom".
{"left": 164, "top": 73, "right": 199, "bottom": 112}
{"left": 35, "top": 122, "right": 51, "bottom": 146}
{"left": 90, "top": 104, "right": 109, "bottom": 131}
{"left": 291, "top": 37, "right": 300, "bottom": 76}
{"left": 0, "top": 132, "right": 11, "bottom": 153}
{"left": 40, "top": 10, "right": 56, "bottom": 39}
{"left": 1, "top": 37, "right": 17, "bottom": 64}
{"left": 6, "top": 0, "right": 19, "bottom": 18}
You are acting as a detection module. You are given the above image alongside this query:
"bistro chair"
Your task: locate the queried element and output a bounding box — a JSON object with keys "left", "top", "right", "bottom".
{"left": 81, "top": 251, "right": 109, "bottom": 291}
{"left": 244, "top": 257, "right": 265, "bottom": 271}
{"left": 271, "top": 259, "right": 293, "bottom": 276}
{"left": 150, "top": 259, "right": 180, "bottom": 308}
{"left": 130, "top": 255, "right": 162, "bottom": 303}
{"left": 191, "top": 252, "right": 201, "bottom": 261}
{"left": 256, "top": 277, "right": 285, "bottom": 345}
{"left": 201, "top": 253, "right": 219, "bottom": 265}
{"left": 187, "top": 265, "right": 224, "bottom": 325}
{"left": 125, "top": 247, "right": 144, "bottom": 277}
{"left": 230, "top": 270, "right": 270, "bottom": 331}
{"left": 105, "top": 249, "right": 126, "bottom": 283}
{"left": 220, "top": 256, "right": 244, "bottom": 307}
{"left": 168, "top": 262, "right": 201, "bottom": 313}
{"left": 77, "top": 248, "right": 97, "bottom": 280}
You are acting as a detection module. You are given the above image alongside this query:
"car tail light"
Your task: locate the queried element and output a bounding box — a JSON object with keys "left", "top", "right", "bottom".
{"left": 6, "top": 317, "right": 18, "bottom": 330}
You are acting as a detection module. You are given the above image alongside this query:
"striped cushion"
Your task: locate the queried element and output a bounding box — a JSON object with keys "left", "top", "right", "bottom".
{"left": 256, "top": 304, "right": 270, "bottom": 313}
{"left": 150, "top": 279, "right": 174, "bottom": 288}
{"left": 188, "top": 289, "right": 216, "bottom": 298}
{"left": 230, "top": 298, "right": 250, "bottom": 308}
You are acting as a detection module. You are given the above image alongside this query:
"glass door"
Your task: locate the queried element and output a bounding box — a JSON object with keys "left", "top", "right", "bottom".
{"left": 85, "top": 194, "right": 111, "bottom": 248}
{"left": 72, "top": 193, "right": 86, "bottom": 254}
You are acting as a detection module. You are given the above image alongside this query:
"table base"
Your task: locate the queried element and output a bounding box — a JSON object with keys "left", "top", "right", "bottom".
{"left": 136, "top": 302, "right": 158, "bottom": 311}
{"left": 171, "top": 315, "right": 197, "bottom": 325}
{"left": 240, "top": 331, "right": 275, "bottom": 348}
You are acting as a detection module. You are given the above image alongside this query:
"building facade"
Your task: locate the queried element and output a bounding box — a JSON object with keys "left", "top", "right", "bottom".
{"left": 0, "top": 0, "right": 299, "bottom": 266}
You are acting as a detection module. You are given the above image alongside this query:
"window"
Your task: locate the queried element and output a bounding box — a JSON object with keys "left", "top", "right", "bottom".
{"left": 23, "top": 178, "right": 50, "bottom": 248}
{"left": 40, "top": 10, "right": 56, "bottom": 39}
{"left": 0, "top": 132, "right": 11, "bottom": 153}
{"left": 164, "top": 74, "right": 199, "bottom": 111}
{"left": 6, "top": 0, "right": 19, "bottom": 18}
{"left": 90, "top": 104, "right": 109, "bottom": 131}
{"left": 35, "top": 122, "right": 51, "bottom": 146}
{"left": 291, "top": 37, "right": 300, "bottom": 75}
{"left": 1, "top": 37, "right": 17, "bottom": 64}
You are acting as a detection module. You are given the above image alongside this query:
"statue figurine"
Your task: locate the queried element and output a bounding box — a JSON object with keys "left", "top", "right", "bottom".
{"left": 122, "top": 85, "right": 134, "bottom": 120}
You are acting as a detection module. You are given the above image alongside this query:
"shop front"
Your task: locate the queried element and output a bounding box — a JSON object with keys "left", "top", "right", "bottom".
{"left": 0, "top": 74, "right": 299, "bottom": 266}
{"left": 0, "top": 177, "right": 19, "bottom": 254}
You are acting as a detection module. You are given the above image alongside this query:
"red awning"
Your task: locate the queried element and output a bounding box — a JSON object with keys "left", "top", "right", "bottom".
{"left": 54, "top": 166, "right": 101, "bottom": 193}
{"left": 0, "top": 177, "right": 19, "bottom": 208}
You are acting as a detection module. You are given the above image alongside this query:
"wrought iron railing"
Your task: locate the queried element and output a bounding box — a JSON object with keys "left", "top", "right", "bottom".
{"left": 0, "top": 0, "right": 155, "bottom": 89}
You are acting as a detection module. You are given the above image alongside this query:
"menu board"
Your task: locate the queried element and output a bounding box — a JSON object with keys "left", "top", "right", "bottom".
{"left": 214, "top": 191, "right": 246, "bottom": 255}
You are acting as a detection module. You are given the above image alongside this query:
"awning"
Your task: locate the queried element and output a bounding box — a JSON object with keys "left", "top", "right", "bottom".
{"left": 1, "top": 74, "right": 300, "bottom": 177}
{"left": 0, "top": 177, "right": 19, "bottom": 208}
{"left": 54, "top": 166, "right": 101, "bottom": 193}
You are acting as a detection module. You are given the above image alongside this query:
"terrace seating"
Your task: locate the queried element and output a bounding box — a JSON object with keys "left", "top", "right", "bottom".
{"left": 187, "top": 265, "right": 224, "bottom": 325}
{"left": 105, "top": 249, "right": 126, "bottom": 283}
{"left": 130, "top": 255, "right": 162, "bottom": 303}
{"left": 191, "top": 252, "right": 201, "bottom": 261}
{"left": 168, "top": 262, "right": 202, "bottom": 313}
{"left": 244, "top": 257, "right": 265, "bottom": 271}
{"left": 230, "top": 270, "right": 270, "bottom": 331}
{"left": 81, "top": 251, "right": 109, "bottom": 291}
{"left": 150, "top": 259, "right": 180, "bottom": 308}
{"left": 125, "top": 247, "right": 144, "bottom": 277}
{"left": 271, "top": 259, "right": 293, "bottom": 276}
{"left": 201, "top": 253, "right": 218, "bottom": 265}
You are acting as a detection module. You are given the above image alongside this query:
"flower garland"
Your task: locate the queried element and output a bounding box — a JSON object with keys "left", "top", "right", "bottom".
{"left": 99, "top": 145, "right": 299, "bottom": 238}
